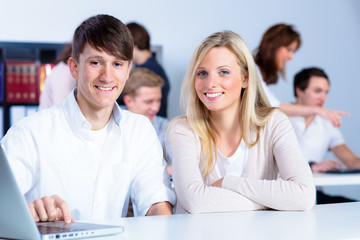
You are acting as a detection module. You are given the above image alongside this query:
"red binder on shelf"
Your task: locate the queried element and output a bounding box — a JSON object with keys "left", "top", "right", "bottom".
{"left": 24, "top": 63, "right": 37, "bottom": 103}
{"left": 5, "top": 62, "right": 19, "bottom": 103}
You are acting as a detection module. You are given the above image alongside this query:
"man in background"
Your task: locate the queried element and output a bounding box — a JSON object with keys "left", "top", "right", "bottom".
{"left": 122, "top": 22, "right": 170, "bottom": 118}
{"left": 291, "top": 67, "right": 360, "bottom": 204}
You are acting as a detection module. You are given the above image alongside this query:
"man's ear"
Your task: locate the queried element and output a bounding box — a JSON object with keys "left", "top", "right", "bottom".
{"left": 123, "top": 94, "right": 133, "bottom": 107}
{"left": 295, "top": 87, "right": 303, "bottom": 98}
{"left": 68, "top": 57, "right": 79, "bottom": 79}
{"left": 126, "top": 61, "right": 133, "bottom": 78}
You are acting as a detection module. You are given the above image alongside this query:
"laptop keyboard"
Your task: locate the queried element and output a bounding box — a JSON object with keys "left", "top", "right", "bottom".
{"left": 37, "top": 222, "right": 89, "bottom": 234}
{"left": 37, "top": 224, "right": 86, "bottom": 233}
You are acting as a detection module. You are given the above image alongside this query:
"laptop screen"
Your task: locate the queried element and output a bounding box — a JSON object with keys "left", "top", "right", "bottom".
{"left": 0, "top": 146, "right": 124, "bottom": 240}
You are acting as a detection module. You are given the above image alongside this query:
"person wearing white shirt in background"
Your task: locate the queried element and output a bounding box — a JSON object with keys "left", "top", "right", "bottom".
{"left": 122, "top": 68, "right": 172, "bottom": 174}
{"left": 39, "top": 43, "right": 77, "bottom": 110}
{"left": 291, "top": 67, "right": 360, "bottom": 204}
{"left": 254, "top": 23, "right": 349, "bottom": 127}
{"left": 0, "top": 14, "right": 175, "bottom": 223}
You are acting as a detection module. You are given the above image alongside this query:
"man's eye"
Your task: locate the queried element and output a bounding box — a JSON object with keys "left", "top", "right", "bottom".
{"left": 91, "top": 61, "right": 100, "bottom": 66}
{"left": 114, "top": 62, "right": 123, "bottom": 67}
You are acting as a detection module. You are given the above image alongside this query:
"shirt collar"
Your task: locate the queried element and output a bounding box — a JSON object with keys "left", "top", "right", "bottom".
{"left": 62, "top": 88, "right": 122, "bottom": 135}
{"left": 112, "top": 101, "right": 122, "bottom": 126}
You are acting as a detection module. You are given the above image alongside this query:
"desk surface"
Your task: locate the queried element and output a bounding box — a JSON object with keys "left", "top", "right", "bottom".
{"left": 313, "top": 172, "right": 360, "bottom": 186}
{"left": 83, "top": 202, "right": 360, "bottom": 240}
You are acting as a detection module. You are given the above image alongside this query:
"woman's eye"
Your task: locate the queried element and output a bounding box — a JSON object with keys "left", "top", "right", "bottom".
{"left": 197, "top": 71, "right": 207, "bottom": 77}
{"left": 220, "top": 70, "right": 229, "bottom": 75}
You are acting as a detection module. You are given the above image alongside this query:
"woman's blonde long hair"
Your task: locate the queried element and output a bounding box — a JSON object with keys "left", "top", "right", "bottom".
{"left": 180, "top": 31, "right": 275, "bottom": 177}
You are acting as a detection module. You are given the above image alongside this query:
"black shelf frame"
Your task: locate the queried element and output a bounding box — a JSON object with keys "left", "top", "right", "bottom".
{"left": 0, "top": 41, "right": 67, "bottom": 135}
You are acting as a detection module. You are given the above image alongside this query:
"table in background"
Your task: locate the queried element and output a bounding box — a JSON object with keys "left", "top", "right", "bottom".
{"left": 313, "top": 173, "right": 360, "bottom": 201}
{"left": 313, "top": 172, "right": 360, "bottom": 186}
{"left": 83, "top": 202, "right": 360, "bottom": 240}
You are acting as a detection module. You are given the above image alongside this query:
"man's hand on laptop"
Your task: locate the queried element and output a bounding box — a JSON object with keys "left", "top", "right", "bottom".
{"left": 28, "top": 194, "right": 75, "bottom": 224}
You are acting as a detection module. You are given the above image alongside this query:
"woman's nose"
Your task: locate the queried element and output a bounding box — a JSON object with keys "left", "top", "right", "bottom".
{"left": 206, "top": 74, "right": 217, "bottom": 88}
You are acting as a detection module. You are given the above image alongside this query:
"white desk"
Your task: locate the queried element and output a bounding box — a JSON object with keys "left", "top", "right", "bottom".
{"left": 83, "top": 202, "right": 360, "bottom": 240}
{"left": 313, "top": 173, "right": 360, "bottom": 186}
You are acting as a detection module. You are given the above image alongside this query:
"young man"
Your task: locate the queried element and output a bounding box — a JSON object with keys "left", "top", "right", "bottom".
{"left": 122, "top": 68, "right": 171, "bottom": 170}
{"left": 1, "top": 14, "right": 175, "bottom": 223}
{"left": 125, "top": 22, "right": 170, "bottom": 118}
{"left": 291, "top": 67, "right": 360, "bottom": 203}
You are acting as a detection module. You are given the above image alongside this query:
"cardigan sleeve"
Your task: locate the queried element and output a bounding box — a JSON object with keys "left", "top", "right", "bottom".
{"left": 222, "top": 111, "right": 316, "bottom": 211}
{"left": 168, "top": 118, "right": 265, "bottom": 214}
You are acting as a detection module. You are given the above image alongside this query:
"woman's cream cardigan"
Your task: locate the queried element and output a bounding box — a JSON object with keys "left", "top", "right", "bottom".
{"left": 168, "top": 110, "right": 315, "bottom": 214}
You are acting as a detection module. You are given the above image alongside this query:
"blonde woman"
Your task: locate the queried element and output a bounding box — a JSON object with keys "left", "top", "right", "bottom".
{"left": 168, "top": 31, "right": 315, "bottom": 214}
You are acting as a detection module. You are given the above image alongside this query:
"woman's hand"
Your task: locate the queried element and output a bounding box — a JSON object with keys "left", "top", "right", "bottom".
{"left": 316, "top": 107, "right": 349, "bottom": 128}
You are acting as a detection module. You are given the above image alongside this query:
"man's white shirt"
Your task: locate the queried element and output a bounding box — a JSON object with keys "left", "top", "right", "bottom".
{"left": 291, "top": 115, "right": 345, "bottom": 163}
{"left": 1, "top": 90, "right": 175, "bottom": 219}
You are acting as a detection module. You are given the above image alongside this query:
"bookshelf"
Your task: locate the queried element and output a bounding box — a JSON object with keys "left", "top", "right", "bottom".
{"left": 0, "top": 42, "right": 66, "bottom": 136}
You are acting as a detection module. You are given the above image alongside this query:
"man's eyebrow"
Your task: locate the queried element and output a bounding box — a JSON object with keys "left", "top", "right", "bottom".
{"left": 86, "top": 55, "right": 104, "bottom": 60}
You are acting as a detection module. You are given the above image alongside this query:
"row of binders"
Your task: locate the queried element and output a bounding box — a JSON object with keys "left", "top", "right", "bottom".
{"left": 0, "top": 61, "right": 53, "bottom": 103}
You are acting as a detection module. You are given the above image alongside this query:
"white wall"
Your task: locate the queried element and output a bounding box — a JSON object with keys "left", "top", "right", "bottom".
{"left": 0, "top": 0, "right": 359, "bottom": 156}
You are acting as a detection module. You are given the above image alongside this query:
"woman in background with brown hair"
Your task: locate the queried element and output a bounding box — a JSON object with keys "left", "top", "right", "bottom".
{"left": 254, "top": 23, "right": 348, "bottom": 127}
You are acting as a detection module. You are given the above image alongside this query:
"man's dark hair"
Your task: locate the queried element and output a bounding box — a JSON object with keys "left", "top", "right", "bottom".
{"left": 126, "top": 22, "right": 150, "bottom": 50}
{"left": 294, "top": 67, "right": 329, "bottom": 97}
{"left": 72, "top": 14, "right": 134, "bottom": 62}
{"left": 54, "top": 43, "right": 72, "bottom": 65}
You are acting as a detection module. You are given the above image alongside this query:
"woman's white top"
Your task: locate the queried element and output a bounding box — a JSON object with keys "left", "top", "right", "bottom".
{"left": 215, "top": 140, "right": 249, "bottom": 178}
{"left": 256, "top": 65, "right": 281, "bottom": 107}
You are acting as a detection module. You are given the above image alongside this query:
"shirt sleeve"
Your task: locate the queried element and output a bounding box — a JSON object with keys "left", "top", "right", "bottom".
{"left": 222, "top": 112, "right": 316, "bottom": 211}
{"left": 0, "top": 124, "right": 39, "bottom": 198}
{"left": 260, "top": 80, "right": 281, "bottom": 107}
{"left": 131, "top": 118, "right": 176, "bottom": 216}
{"left": 169, "top": 118, "right": 264, "bottom": 214}
{"left": 329, "top": 126, "right": 345, "bottom": 149}
{"left": 256, "top": 66, "right": 281, "bottom": 107}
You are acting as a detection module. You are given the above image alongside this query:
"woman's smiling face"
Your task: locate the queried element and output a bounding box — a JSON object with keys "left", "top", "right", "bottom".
{"left": 194, "top": 47, "right": 248, "bottom": 114}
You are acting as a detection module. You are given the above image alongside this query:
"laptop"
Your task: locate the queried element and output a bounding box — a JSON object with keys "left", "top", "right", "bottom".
{"left": 0, "top": 146, "right": 124, "bottom": 240}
